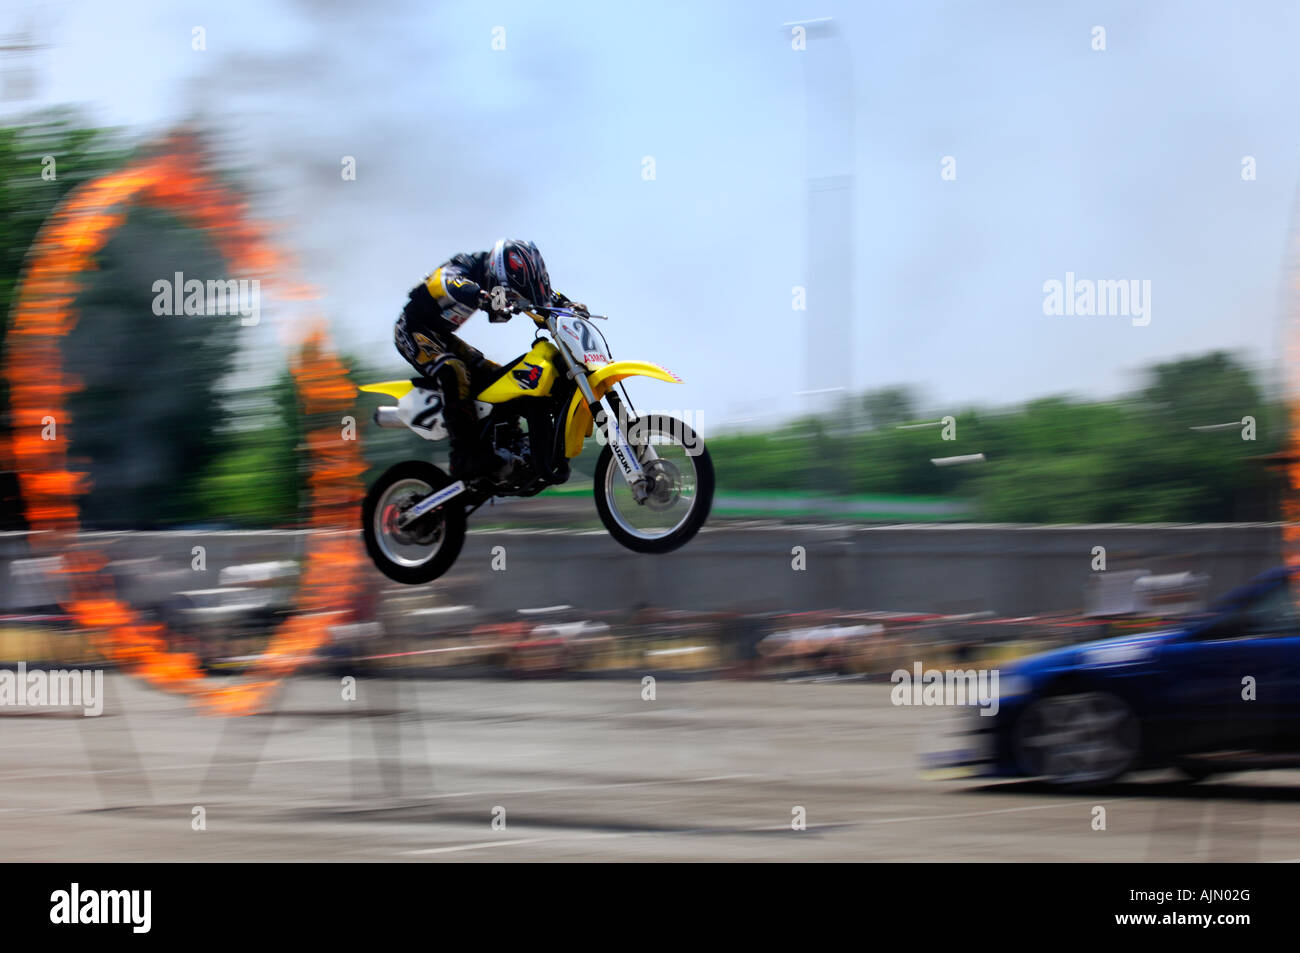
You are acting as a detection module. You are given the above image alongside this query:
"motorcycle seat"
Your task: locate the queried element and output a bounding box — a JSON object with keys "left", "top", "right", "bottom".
{"left": 411, "top": 353, "right": 526, "bottom": 395}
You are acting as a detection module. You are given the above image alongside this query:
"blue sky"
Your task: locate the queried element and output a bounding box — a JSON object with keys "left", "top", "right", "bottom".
{"left": 6, "top": 0, "right": 1300, "bottom": 430}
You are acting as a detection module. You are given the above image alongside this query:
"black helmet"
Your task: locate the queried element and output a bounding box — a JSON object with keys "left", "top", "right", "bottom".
{"left": 488, "top": 239, "right": 551, "bottom": 307}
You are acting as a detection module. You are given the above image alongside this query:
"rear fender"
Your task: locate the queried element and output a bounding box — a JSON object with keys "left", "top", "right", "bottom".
{"left": 359, "top": 380, "right": 415, "bottom": 400}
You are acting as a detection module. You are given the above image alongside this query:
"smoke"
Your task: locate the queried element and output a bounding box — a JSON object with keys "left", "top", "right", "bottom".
{"left": 173, "top": 0, "right": 605, "bottom": 364}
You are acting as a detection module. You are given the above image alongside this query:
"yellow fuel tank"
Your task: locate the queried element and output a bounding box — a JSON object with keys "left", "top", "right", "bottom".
{"left": 477, "top": 339, "right": 561, "bottom": 403}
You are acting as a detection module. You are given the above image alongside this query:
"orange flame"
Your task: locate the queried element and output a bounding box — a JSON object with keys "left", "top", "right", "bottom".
{"left": 4, "top": 136, "right": 365, "bottom": 715}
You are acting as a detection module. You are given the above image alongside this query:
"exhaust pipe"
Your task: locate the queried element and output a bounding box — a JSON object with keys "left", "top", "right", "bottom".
{"left": 374, "top": 406, "right": 403, "bottom": 429}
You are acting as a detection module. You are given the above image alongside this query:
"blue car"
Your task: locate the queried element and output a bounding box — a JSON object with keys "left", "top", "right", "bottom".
{"left": 941, "top": 566, "right": 1300, "bottom": 788}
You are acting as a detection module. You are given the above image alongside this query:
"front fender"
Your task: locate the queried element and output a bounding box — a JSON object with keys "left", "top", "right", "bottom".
{"left": 563, "top": 360, "right": 682, "bottom": 458}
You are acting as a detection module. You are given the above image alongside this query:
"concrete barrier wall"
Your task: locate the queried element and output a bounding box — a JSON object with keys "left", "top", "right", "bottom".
{"left": 463, "top": 523, "right": 1282, "bottom": 615}
{"left": 0, "top": 523, "right": 1284, "bottom": 617}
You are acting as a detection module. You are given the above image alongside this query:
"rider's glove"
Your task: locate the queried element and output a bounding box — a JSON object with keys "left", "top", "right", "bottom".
{"left": 553, "top": 291, "right": 589, "bottom": 314}
{"left": 480, "top": 289, "right": 512, "bottom": 323}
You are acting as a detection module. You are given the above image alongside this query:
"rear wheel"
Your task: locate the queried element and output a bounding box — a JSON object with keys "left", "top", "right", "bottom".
{"left": 362, "top": 461, "right": 466, "bottom": 584}
{"left": 593, "top": 414, "right": 714, "bottom": 554}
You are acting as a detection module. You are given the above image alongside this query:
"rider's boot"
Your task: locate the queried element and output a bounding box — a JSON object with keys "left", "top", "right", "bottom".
{"left": 449, "top": 443, "right": 510, "bottom": 483}
{"left": 444, "top": 400, "right": 507, "bottom": 483}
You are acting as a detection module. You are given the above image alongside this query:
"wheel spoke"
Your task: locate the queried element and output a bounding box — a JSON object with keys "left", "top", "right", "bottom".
{"left": 603, "top": 418, "right": 702, "bottom": 540}
{"left": 373, "top": 478, "right": 446, "bottom": 568}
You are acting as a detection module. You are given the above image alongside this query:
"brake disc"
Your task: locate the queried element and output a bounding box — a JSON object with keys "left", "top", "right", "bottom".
{"left": 385, "top": 495, "right": 444, "bottom": 546}
{"left": 641, "top": 459, "right": 682, "bottom": 512}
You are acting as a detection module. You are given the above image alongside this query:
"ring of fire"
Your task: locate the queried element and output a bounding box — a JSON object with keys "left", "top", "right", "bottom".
{"left": 3, "top": 135, "right": 365, "bottom": 715}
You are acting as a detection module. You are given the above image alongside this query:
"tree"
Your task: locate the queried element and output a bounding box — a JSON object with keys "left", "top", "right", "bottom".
{"left": 0, "top": 111, "right": 129, "bottom": 526}
{"left": 860, "top": 386, "right": 917, "bottom": 431}
{"left": 64, "top": 207, "right": 244, "bottom": 527}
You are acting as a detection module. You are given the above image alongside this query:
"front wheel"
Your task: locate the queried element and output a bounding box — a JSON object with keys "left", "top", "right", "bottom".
{"left": 1012, "top": 690, "right": 1140, "bottom": 788}
{"left": 362, "top": 460, "right": 466, "bottom": 584}
{"left": 593, "top": 413, "right": 714, "bottom": 554}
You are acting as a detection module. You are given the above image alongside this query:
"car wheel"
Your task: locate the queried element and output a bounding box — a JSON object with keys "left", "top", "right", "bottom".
{"left": 1013, "top": 690, "right": 1139, "bottom": 788}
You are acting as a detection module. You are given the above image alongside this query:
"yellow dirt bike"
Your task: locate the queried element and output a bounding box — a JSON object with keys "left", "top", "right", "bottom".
{"left": 359, "top": 301, "right": 714, "bottom": 584}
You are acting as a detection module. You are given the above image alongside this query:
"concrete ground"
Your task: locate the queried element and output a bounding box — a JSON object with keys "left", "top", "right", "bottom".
{"left": 1, "top": 675, "right": 1297, "bottom": 861}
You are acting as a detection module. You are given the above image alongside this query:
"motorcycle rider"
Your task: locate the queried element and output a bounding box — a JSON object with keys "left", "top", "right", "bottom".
{"left": 393, "top": 239, "right": 584, "bottom": 482}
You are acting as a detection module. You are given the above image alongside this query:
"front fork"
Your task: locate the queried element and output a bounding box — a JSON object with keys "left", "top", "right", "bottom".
{"left": 594, "top": 392, "right": 650, "bottom": 502}
{"left": 546, "top": 317, "right": 658, "bottom": 502}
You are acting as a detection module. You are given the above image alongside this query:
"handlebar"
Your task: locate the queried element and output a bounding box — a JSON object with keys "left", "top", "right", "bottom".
{"left": 478, "top": 290, "right": 606, "bottom": 321}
